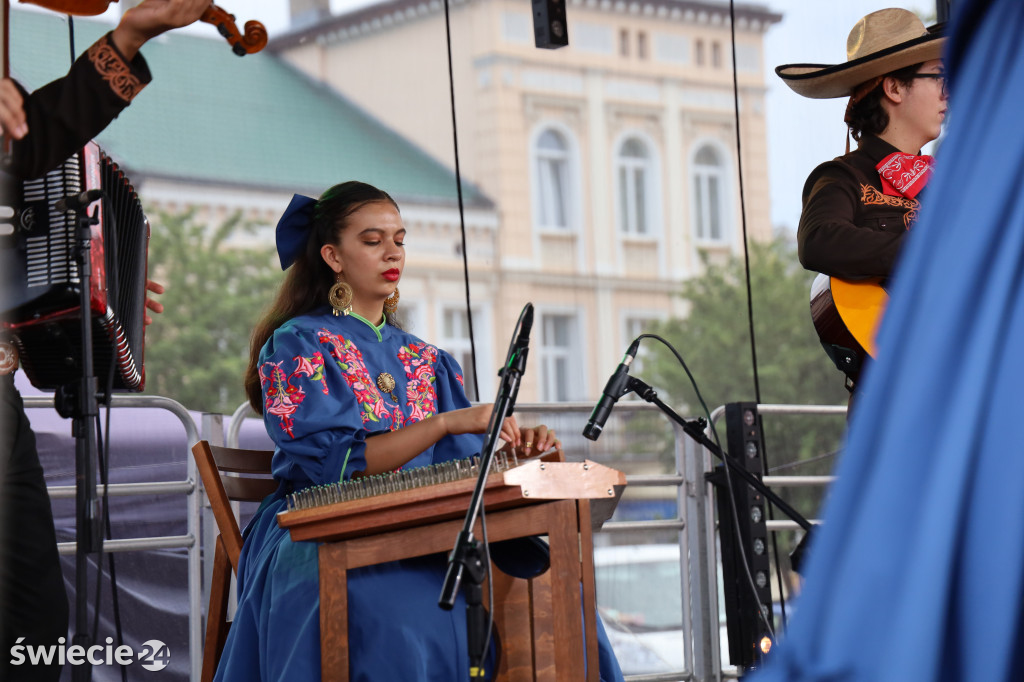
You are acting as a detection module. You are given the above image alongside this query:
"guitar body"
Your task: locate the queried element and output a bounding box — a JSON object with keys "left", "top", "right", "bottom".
{"left": 809, "top": 274, "right": 889, "bottom": 373}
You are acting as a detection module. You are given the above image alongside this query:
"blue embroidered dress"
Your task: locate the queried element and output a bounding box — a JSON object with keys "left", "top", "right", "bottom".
{"left": 214, "top": 308, "right": 623, "bottom": 681}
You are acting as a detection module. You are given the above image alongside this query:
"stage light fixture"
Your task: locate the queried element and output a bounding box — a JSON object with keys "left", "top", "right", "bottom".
{"left": 532, "top": 0, "right": 569, "bottom": 49}
{"left": 712, "top": 402, "right": 775, "bottom": 671}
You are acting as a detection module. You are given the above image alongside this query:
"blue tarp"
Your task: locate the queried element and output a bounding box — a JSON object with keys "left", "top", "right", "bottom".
{"left": 750, "top": 1, "right": 1024, "bottom": 680}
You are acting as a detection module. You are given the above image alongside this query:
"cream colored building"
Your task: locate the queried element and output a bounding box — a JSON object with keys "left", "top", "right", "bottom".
{"left": 272, "top": 0, "right": 781, "bottom": 403}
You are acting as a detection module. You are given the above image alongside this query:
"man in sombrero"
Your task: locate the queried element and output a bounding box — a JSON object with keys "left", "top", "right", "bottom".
{"left": 777, "top": 8, "right": 947, "bottom": 391}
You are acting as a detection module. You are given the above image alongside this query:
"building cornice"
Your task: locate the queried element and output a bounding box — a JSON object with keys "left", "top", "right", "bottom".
{"left": 269, "top": 0, "right": 781, "bottom": 51}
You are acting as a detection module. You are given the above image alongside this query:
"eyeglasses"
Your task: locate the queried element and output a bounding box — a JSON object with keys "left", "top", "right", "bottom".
{"left": 911, "top": 73, "right": 948, "bottom": 97}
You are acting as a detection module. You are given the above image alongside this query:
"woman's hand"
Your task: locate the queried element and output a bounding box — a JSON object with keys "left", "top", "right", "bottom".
{"left": 518, "top": 424, "right": 561, "bottom": 458}
{"left": 361, "top": 406, "right": 519, "bottom": 477}
{"left": 442, "top": 405, "right": 520, "bottom": 445}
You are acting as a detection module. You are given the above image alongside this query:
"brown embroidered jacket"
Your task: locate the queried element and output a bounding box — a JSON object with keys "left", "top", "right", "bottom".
{"left": 797, "top": 135, "right": 922, "bottom": 280}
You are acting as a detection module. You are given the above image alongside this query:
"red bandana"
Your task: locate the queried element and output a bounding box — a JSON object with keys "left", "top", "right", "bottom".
{"left": 876, "top": 152, "right": 934, "bottom": 199}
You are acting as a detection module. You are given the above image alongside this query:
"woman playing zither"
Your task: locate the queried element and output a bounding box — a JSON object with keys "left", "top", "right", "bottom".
{"left": 216, "top": 181, "right": 624, "bottom": 681}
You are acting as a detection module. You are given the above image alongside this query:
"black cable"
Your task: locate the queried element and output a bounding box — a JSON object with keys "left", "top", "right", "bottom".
{"left": 727, "top": 0, "right": 760, "bottom": 403}
{"left": 478, "top": 505, "right": 495, "bottom": 680}
{"left": 636, "top": 333, "right": 775, "bottom": 641}
{"left": 67, "top": 16, "right": 75, "bottom": 64}
{"left": 440, "top": 0, "right": 480, "bottom": 401}
{"left": 88, "top": 361, "right": 114, "bottom": 662}
{"left": 728, "top": 0, "right": 788, "bottom": 632}
{"left": 769, "top": 449, "right": 839, "bottom": 474}
{"left": 96, "top": 371, "right": 129, "bottom": 682}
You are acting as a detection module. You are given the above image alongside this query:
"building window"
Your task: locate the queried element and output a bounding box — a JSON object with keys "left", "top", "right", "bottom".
{"left": 712, "top": 41, "right": 722, "bottom": 68}
{"left": 619, "top": 28, "right": 629, "bottom": 57}
{"left": 441, "top": 305, "right": 480, "bottom": 401}
{"left": 696, "top": 39, "right": 705, "bottom": 66}
{"left": 616, "top": 137, "right": 653, "bottom": 236}
{"left": 539, "top": 313, "right": 580, "bottom": 402}
{"left": 693, "top": 144, "right": 727, "bottom": 242}
{"left": 637, "top": 31, "right": 648, "bottom": 60}
{"left": 534, "top": 128, "right": 572, "bottom": 230}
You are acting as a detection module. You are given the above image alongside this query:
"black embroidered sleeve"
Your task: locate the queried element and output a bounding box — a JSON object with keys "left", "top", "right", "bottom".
{"left": 86, "top": 32, "right": 152, "bottom": 103}
{"left": 6, "top": 32, "right": 152, "bottom": 180}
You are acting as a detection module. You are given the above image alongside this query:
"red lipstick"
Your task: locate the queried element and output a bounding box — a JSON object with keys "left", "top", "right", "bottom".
{"left": 383, "top": 269, "right": 401, "bottom": 282}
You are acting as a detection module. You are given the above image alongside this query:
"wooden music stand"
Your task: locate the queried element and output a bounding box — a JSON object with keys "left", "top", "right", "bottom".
{"left": 277, "top": 459, "right": 626, "bottom": 682}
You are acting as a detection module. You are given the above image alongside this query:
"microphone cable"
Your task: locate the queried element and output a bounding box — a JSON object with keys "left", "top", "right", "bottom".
{"left": 634, "top": 333, "right": 775, "bottom": 642}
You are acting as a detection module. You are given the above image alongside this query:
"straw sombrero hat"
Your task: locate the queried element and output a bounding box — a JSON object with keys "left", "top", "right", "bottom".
{"left": 776, "top": 8, "right": 946, "bottom": 99}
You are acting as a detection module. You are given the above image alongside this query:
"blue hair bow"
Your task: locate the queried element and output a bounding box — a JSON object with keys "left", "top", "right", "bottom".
{"left": 275, "top": 194, "right": 317, "bottom": 270}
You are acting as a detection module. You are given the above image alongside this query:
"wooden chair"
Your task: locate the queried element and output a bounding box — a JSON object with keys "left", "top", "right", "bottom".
{"left": 191, "top": 440, "right": 278, "bottom": 682}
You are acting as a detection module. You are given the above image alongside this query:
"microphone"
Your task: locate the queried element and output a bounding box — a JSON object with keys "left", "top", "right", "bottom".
{"left": 54, "top": 189, "right": 103, "bottom": 213}
{"left": 514, "top": 304, "right": 533, "bottom": 356}
{"left": 582, "top": 338, "right": 640, "bottom": 441}
{"left": 503, "top": 303, "right": 533, "bottom": 414}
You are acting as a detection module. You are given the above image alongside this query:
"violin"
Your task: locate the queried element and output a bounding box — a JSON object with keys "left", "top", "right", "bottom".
{"left": 198, "top": 4, "right": 268, "bottom": 56}
{"left": 17, "top": 0, "right": 268, "bottom": 55}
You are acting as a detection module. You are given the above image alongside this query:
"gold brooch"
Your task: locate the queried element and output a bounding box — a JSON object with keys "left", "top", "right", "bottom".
{"left": 376, "top": 372, "right": 399, "bottom": 402}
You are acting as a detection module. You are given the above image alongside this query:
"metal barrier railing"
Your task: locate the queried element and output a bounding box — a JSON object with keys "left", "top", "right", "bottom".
{"left": 707, "top": 403, "right": 845, "bottom": 533}
{"left": 28, "top": 393, "right": 203, "bottom": 682}
{"left": 25, "top": 394, "right": 846, "bottom": 682}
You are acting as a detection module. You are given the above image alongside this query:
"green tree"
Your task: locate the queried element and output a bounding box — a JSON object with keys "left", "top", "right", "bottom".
{"left": 642, "top": 236, "right": 849, "bottom": 525}
{"left": 143, "top": 208, "right": 282, "bottom": 414}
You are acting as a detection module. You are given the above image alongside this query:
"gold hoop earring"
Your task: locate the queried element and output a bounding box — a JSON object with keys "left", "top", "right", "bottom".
{"left": 383, "top": 287, "right": 400, "bottom": 315}
{"left": 328, "top": 278, "right": 353, "bottom": 317}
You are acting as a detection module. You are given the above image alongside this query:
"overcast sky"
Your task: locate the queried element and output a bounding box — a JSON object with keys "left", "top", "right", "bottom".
{"left": 90, "top": 0, "right": 935, "bottom": 232}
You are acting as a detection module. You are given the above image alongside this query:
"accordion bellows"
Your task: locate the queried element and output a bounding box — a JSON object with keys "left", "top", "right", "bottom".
{"left": 1, "top": 143, "right": 149, "bottom": 392}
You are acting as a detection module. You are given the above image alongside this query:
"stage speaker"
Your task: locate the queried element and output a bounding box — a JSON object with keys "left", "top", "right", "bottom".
{"left": 709, "top": 402, "right": 773, "bottom": 671}
{"left": 532, "top": 0, "right": 568, "bottom": 49}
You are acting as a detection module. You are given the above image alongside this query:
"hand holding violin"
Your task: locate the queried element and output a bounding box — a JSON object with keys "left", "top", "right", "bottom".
{"left": 111, "top": 0, "right": 211, "bottom": 59}
{"left": 18, "top": 0, "right": 269, "bottom": 57}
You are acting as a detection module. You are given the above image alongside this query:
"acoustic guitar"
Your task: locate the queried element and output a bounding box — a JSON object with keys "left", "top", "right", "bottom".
{"left": 809, "top": 274, "right": 888, "bottom": 373}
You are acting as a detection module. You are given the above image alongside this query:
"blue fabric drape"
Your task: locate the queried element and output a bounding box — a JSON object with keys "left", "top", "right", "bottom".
{"left": 749, "top": 1, "right": 1024, "bottom": 680}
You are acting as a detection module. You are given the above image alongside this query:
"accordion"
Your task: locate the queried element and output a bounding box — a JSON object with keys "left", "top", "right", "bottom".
{"left": 1, "top": 142, "right": 149, "bottom": 392}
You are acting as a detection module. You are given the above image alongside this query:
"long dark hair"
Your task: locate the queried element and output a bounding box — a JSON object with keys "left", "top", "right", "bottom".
{"left": 847, "top": 62, "right": 921, "bottom": 142}
{"left": 245, "top": 181, "right": 400, "bottom": 413}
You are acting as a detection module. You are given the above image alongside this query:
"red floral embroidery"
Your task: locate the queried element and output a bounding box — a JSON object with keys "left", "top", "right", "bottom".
{"left": 317, "top": 329, "right": 404, "bottom": 430}
{"left": 260, "top": 352, "right": 325, "bottom": 437}
{"left": 401, "top": 342, "right": 439, "bottom": 422}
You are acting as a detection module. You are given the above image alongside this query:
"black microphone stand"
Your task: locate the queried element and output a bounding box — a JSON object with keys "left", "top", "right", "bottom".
{"left": 620, "top": 375, "right": 811, "bottom": 532}
{"left": 56, "top": 201, "right": 103, "bottom": 682}
{"left": 439, "top": 303, "right": 532, "bottom": 679}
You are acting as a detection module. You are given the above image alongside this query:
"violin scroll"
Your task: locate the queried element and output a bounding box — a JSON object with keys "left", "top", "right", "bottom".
{"left": 200, "top": 3, "right": 268, "bottom": 56}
